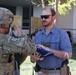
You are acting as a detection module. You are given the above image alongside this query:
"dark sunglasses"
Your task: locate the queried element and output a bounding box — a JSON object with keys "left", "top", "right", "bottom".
{"left": 41, "top": 15, "right": 52, "bottom": 19}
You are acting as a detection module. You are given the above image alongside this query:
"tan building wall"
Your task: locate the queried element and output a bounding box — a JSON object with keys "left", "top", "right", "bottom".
{"left": 56, "top": 1, "right": 75, "bottom": 43}
{"left": 57, "top": 7, "right": 73, "bottom": 29}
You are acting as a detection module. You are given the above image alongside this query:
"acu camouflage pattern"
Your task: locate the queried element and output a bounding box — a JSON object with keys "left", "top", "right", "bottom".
{"left": 0, "top": 7, "right": 36, "bottom": 75}
{"left": 0, "top": 7, "right": 15, "bottom": 75}
{"left": 0, "top": 32, "right": 36, "bottom": 75}
{"left": 1, "top": 33, "right": 36, "bottom": 54}
{"left": 0, "top": 7, "right": 13, "bottom": 24}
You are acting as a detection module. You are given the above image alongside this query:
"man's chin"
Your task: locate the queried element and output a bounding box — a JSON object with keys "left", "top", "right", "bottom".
{"left": 0, "top": 31, "right": 9, "bottom": 34}
{"left": 42, "top": 24, "right": 48, "bottom": 27}
{"left": 0, "top": 32, "right": 5, "bottom": 34}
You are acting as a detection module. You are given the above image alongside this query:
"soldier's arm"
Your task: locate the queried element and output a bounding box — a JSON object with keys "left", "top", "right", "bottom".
{"left": 2, "top": 33, "right": 36, "bottom": 55}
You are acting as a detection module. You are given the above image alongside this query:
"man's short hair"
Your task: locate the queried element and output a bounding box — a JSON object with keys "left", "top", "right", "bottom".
{"left": 0, "top": 7, "right": 14, "bottom": 25}
{"left": 42, "top": 7, "right": 56, "bottom": 16}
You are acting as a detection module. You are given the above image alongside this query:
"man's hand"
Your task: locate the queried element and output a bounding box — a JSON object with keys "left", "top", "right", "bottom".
{"left": 30, "top": 52, "right": 43, "bottom": 63}
{"left": 37, "top": 44, "right": 50, "bottom": 51}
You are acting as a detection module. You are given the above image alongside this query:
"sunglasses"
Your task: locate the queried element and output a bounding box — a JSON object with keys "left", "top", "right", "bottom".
{"left": 41, "top": 15, "right": 52, "bottom": 19}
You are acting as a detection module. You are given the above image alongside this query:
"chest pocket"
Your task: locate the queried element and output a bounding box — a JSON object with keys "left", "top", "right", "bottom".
{"left": 50, "top": 38, "right": 60, "bottom": 50}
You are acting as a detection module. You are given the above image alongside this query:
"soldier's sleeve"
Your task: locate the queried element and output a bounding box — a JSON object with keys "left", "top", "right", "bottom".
{"left": 2, "top": 33, "right": 36, "bottom": 55}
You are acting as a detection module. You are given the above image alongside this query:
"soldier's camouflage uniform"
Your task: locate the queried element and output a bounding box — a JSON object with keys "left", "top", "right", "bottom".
{"left": 0, "top": 7, "right": 36, "bottom": 75}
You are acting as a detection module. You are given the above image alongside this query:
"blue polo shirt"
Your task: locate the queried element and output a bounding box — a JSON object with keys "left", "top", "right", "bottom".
{"left": 34, "top": 26, "right": 72, "bottom": 69}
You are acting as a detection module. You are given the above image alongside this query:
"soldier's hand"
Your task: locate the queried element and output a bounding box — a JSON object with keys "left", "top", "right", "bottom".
{"left": 13, "top": 25, "right": 22, "bottom": 36}
{"left": 30, "top": 52, "right": 43, "bottom": 63}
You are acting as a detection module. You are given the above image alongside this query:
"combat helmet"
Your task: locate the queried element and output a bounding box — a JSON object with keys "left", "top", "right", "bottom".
{"left": 0, "top": 7, "right": 14, "bottom": 25}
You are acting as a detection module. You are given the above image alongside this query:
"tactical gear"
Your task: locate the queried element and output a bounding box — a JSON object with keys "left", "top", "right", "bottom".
{"left": 0, "top": 7, "right": 36, "bottom": 75}
{"left": 60, "top": 60, "right": 71, "bottom": 75}
{"left": 60, "top": 64, "right": 71, "bottom": 75}
{"left": 34, "top": 60, "right": 71, "bottom": 75}
{"left": 0, "top": 7, "right": 14, "bottom": 75}
{"left": 0, "top": 32, "right": 37, "bottom": 75}
{"left": 0, "top": 7, "right": 14, "bottom": 25}
{"left": 34, "top": 63, "right": 41, "bottom": 72}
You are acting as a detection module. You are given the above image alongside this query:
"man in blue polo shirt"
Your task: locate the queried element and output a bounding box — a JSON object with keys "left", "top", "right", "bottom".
{"left": 30, "top": 7, "right": 72, "bottom": 75}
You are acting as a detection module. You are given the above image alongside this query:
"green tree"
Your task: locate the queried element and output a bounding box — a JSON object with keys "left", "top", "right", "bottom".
{"left": 26, "top": 0, "right": 76, "bottom": 15}
{"left": 48, "top": 0, "right": 76, "bottom": 15}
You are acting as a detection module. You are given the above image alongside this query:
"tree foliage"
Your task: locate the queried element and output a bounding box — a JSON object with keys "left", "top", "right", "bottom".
{"left": 48, "top": 0, "right": 76, "bottom": 15}
{"left": 28, "top": 0, "right": 76, "bottom": 15}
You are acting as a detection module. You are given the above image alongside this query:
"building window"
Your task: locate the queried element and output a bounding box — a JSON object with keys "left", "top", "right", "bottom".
{"left": 22, "top": 6, "right": 33, "bottom": 29}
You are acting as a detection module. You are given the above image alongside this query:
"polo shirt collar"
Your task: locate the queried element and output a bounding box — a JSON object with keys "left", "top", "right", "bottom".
{"left": 41, "top": 25, "right": 56, "bottom": 34}
{"left": 51, "top": 25, "right": 56, "bottom": 33}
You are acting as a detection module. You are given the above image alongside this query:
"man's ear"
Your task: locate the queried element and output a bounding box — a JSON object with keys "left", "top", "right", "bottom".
{"left": 52, "top": 15, "right": 56, "bottom": 21}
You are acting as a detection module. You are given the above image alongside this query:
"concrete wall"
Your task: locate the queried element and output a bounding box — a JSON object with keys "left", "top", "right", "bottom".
{"left": 73, "top": 5, "right": 76, "bottom": 43}
{"left": 57, "top": 0, "right": 76, "bottom": 43}
{"left": 57, "top": 9, "right": 73, "bottom": 29}
{"left": 33, "top": 6, "right": 42, "bottom": 17}
{"left": 57, "top": 6, "right": 76, "bottom": 43}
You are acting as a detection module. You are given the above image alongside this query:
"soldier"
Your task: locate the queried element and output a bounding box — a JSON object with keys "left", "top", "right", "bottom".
{"left": 0, "top": 7, "right": 36, "bottom": 75}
